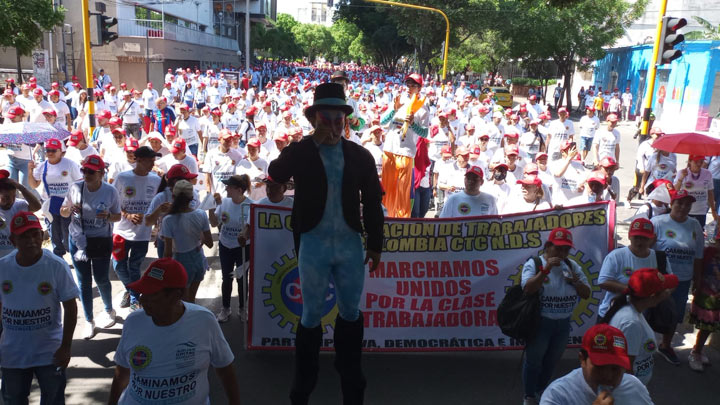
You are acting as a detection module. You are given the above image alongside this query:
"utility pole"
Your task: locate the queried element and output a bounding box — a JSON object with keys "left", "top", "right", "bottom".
{"left": 80, "top": 0, "right": 96, "bottom": 135}
{"left": 245, "top": 0, "right": 251, "bottom": 75}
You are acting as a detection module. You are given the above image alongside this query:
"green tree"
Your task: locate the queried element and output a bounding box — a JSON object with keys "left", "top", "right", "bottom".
{"left": 348, "top": 33, "right": 372, "bottom": 63}
{"left": 685, "top": 16, "right": 720, "bottom": 40}
{"left": 292, "top": 23, "right": 334, "bottom": 62}
{"left": 330, "top": 19, "right": 360, "bottom": 61}
{"left": 502, "top": 0, "right": 648, "bottom": 110}
{"left": 0, "top": 0, "right": 65, "bottom": 82}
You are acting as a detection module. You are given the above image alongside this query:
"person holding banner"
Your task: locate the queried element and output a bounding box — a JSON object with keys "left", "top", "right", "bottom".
{"left": 268, "top": 82, "right": 383, "bottom": 405}
{"left": 521, "top": 227, "right": 591, "bottom": 405}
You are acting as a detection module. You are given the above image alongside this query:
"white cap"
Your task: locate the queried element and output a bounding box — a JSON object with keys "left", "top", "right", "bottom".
{"left": 172, "top": 179, "right": 194, "bottom": 198}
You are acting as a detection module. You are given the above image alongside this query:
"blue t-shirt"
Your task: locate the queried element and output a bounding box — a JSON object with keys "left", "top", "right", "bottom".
{"left": 651, "top": 214, "right": 704, "bottom": 281}
{"left": 521, "top": 256, "right": 589, "bottom": 319}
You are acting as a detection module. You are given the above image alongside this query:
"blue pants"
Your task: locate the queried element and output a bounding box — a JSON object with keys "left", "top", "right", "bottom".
{"left": 155, "top": 238, "right": 165, "bottom": 258}
{"left": 188, "top": 143, "right": 199, "bottom": 157}
{"left": 1, "top": 365, "right": 66, "bottom": 405}
{"left": 69, "top": 106, "right": 78, "bottom": 120}
{"left": 112, "top": 239, "right": 149, "bottom": 303}
{"left": 8, "top": 156, "right": 30, "bottom": 188}
{"left": 412, "top": 186, "right": 432, "bottom": 218}
{"left": 523, "top": 316, "right": 571, "bottom": 398}
{"left": 70, "top": 237, "right": 113, "bottom": 322}
{"left": 714, "top": 179, "right": 720, "bottom": 212}
{"left": 47, "top": 216, "right": 70, "bottom": 257}
{"left": 298, "top": 232, "right": 365, "bottom": 328}
{"left": 671, "top": 279, "right": 692, "bottom": 324}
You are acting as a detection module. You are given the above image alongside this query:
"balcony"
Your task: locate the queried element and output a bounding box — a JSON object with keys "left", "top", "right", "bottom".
{"left": 117, "top": 19, "right": 238, "bottom": 51}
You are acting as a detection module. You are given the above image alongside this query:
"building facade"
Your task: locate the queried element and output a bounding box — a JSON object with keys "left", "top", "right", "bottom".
{"left": 277, "top": 0, "right": 335, "bottom": 27}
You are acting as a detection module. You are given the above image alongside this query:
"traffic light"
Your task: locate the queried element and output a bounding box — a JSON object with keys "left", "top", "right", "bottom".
{"left": 95, "top": 14, "right": 118, "bottom": 45}
{"left": 657, "top": 16, "right": 687, "bottom": 65}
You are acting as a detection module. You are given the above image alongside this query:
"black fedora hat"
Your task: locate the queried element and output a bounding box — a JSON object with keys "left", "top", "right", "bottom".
{"left": 331, "top": 70, "right": 350, "bottom": 83}
{"left": 304, "top": 83, "right": 354, "bottom": 120}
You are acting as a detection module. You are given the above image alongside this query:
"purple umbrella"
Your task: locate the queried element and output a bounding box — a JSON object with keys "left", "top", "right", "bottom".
{"left": 0, "top": 122, "right": 71, "bottom": 145}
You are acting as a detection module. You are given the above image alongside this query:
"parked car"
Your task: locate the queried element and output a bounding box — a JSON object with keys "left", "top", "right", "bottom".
{"left": 479, "top": 86, "right": 513, "bottom": 108}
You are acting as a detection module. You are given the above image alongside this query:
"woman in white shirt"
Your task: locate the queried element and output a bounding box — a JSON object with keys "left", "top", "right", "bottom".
{"left": 503, "top": 175, "right": 550, "bottom": 214}
{"left": 674, "top": 154, "right": 717, "bottom": 228}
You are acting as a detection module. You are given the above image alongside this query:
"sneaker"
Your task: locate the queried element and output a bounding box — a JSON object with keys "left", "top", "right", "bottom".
{"left": 97, "top": 309, "right": 117, "bottom": 329}
{"left": 239, "top": 308, "right": 248, "bottom": 322}
{"left": 216, "top": 307, "right": 231, "bottom": 323}
{"left": 689, "top": 351, "right": 704, "bottom": 372}
{"left": 129, "top": 302, "right": 142, "bottom": 312}
{"left": 120, "top": 292, "right": 131, "bottom": 308}
{"left": 522, "top": 397, "right": 537, "bottom": 405}
{"left": 658, "top": 346, "right": 681, "bottom": 366}
{"left": 83, "top": 321, "right": 96, "bottom": 340}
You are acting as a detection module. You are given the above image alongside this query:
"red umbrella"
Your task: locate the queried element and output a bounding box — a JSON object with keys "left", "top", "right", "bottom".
{"left": 651, "top": 132, "right": 720, "bottom": 156}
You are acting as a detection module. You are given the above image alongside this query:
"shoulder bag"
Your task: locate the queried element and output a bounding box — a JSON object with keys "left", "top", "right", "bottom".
{"left": 497, "top": 256, "right": 543, "bottom": 341}
{"left": 643, "top": 250, "right": 678, "bottom": 334}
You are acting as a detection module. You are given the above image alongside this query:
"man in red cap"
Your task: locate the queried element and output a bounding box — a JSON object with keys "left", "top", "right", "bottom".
{"left": 108, "top": 258, "right": 241, "bottom": 404}
{"left": 577, "top": 106, "right": 600, "bottom": 161}
{"left": 142, "top": 82, "right": 158, "bottom": 117}
{"left": 439, "top": 165, "right": 497, "bottom": 218}
{"left": 621, "top": 87, "right": 633, "bottom": 121}
{"left": 117, "top": 89, "right": 144, "bottom": 140}
{"left": 28, "top": 88, "right": 53, "bottom": 123}
{"left": 203, "top": 129, "right": 243, "bottom": 195}
{"left": 540, "top": 324, "right": 652, "bottom": 404}
{"left": 158, "top": 138, "right": 198, "bottom": 177}
{"left": 592, "top": 113, "right": 621, "bottom": 165}
{"left": 546, "top": 107, "right": 575, "bottom": 161}
{"left": 551, "top": 140, "right": 586, "bottom": 206}
{"left": 0, "top": 211, "right": 79, "bottom": 403}
{"left": 47, "top": 89, "right": 71, "bottom": 131}
{"left": 175, "top": 104, "right": 202, "bottom": 157}
{"left": 236, "top": 136, "right": 268, "bottom": 200}
{"left": 380, "top": 73, "right": 430, "bottom": 217}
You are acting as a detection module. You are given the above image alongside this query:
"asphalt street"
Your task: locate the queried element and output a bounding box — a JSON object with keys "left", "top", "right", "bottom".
{"left": 9, "top": 112, "right": 720, "bottom": 405}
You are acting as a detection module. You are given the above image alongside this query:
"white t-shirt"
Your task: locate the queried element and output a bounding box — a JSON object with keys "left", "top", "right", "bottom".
{"left": 675, "top": 168, "right": 714, "bottom": 216}
{"left": 118, "top": 99, "right": 143, "bottom": 125}
{"left": 0, "top": 200, "right": 29, "bottom": 250}
{"left": 108, "top": 159, "right": 136, "bottom": 183}
{"left": 592, "top": 128, "right": 620, "bottom": 161}
{"left": 161, "top": 209, "right": 210, "bottom": 253}
{"left": 439, "top": 191, "right": 497, "bottom": 218}
{"left": 597, "top": 247, "right": 672, "bottom": 317}
{"left": 113, "top": 171, "right": 162, "bottom": 241}
{"left": 64, "top": 144, "right": 98, "bottom": 165}
{"left": 502, "top": 197, "right": 551, "bottom": 214}
{"left": 5, "top": 143, "right": 33, "bottom": 160}
{"left": 547, "top": 119, "right": 575, "bottom": 156}
{"left": 64, "top": 182, "right": 121, "bottom": 238}
{"left": 215, "top": 198, "right": 253, "bottom": 249}
{"left": 222, "top": 112, "right": 242, "bottom": 132}
{"left": 518, "top": 131, "right": 545, "bottom": 156}
{"left": 540, "top": 368, "right": 653, "bottom": 405}
{"left": 550, "top": 160, "right": 586, "bottom": 206}
{"left": 521, "top": 256, "right": 589, "bottom": 319}
{"left": 609, "top": 304, "right": 657, "bottom": 385}
{"left": 157, "top": 154, "right": 198, "bottom": 176}
{"left": 480, "top": 181, "right": 512, "bottom": 213}
{"left": 364, "top": 142, "right": 384, "bottom": 175}
{"left": 643, "top": 152, "right": 676, "bottom": 185}
{"left": 33, "top": 158, "right": 83, "bottom": 199}
{"left": 144, "top": 189, "right": 199, "bottom": 235}
{"left": 651, "top": 214, "right": 704, "bottom": 281}
{"left": 0, "top": 250, "right": 79, "bottom": 368}
{"left": 177, "top": 116, "right": 201, "bottom": 146}
{"left": 53, "top": 100, "right": 71, "bottom": 127}
{"left": 635, "top": 139, "right": 655, "bottom": 172}
{"left": 114, "top": 303, "right": 235, "bottom": 405}
{"left": 255, "top": 196, "right": 294, "bottom": 208}
{"left": 437, "top": 163, "right": 468, "bottom": 199}
{"left": 236, "top": 157, "right": 268, "bottom": 201}
{"left": 578, "top": 115, "right": 600, "bottom": 139}
{"left": 202, "top": 149, "right": 242, "bottom": 194}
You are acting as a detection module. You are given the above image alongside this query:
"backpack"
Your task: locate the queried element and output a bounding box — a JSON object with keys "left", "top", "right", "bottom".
{"left": 497, "top": 257, "right": 543, "bottom": 341}
{"left": 643, "top": 250, "right": 678, "bottom": 334}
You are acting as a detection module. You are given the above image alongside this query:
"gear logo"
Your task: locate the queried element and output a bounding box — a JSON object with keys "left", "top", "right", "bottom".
{"left": 262, "top": 254, "right": 338, "bottom": 333}
{"left": 220, "top": 212, "right": 229, "bottom": 224}
{"left": 124, "top": 186, "right": 136, "bottom": 198}
{"left": 623, "top": 267, "right": 632, "bottom": 277}
{"left": 458, "top": 203, "right": 470, "bottom": 215}
{"left": 509, "top": 250, "right": 599, "bottom": 327}
{"left": 665, "top": 230, "right": 676, "bottom": 238}
{"left": 129, "top": 346, "right": 152, "bottom": 371}
{"left": 2, "top": 280, "right": 12, "bottom": 294}
{"left": 644, "top": 339, "right": 656, "bottom": 352}
{"left": 37, "top": 282, "right": 52, "bottom": 295}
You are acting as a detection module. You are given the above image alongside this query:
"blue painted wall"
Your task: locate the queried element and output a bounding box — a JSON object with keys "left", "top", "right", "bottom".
{"left": 593, "top": 41, "right": 720, "bottom": 131}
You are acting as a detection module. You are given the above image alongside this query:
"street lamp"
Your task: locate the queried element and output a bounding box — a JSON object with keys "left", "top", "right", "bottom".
{"left": 363, "top": 0, "right": 450, "bottom": 88}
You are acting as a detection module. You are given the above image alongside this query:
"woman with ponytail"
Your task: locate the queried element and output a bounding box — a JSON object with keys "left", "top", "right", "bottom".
{"left": 600, "top": 268, "right": 678, "bottom": 385}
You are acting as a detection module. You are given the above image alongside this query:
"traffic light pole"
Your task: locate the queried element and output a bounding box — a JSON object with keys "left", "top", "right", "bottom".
{"left": 81, "top": 0, "right": 96, "bottom": 135}
{"left": 640, "top": 0, "right": 668, "bottom": 137}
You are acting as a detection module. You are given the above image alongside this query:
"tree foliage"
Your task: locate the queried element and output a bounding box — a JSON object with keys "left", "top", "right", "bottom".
{"left": 292, "top": 23, "right": 334, "bottom": 62}
{"left": 0, "top": 0, "right": 65, "bottom": 56}
{"left": 685, "top": 16, "right": 720, "bottom": 40}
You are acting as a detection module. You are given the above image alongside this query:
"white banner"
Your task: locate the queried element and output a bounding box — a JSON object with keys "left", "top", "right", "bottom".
{"left": 248, "top": 202, "right": 615, "bottom": 351}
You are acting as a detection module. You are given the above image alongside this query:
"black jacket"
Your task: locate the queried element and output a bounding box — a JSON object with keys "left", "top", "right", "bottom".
{"left": 268, "top": 136, "right": 384, "bottom": 255}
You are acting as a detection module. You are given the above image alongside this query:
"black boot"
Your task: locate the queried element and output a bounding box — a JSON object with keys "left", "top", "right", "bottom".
{"left": 334, "top": 313, "right": 367, "bottom": 405}
{"left": 290, "top": 324, "right": 323, "bottom": 405}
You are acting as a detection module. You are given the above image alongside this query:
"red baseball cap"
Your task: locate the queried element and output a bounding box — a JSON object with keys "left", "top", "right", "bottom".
{"left": 599, "top": 157, "right": 618, "bottom": 169}
{"left": 587, "top": 171, "right": 607, "bottom": 185}
{"left": 127, "top": 258, "right": 188, "bottom": 295}
{"left": 68, "top": 131, "right": 84, "bottom": 146}
{"left": 10, "top": 211, "right": 43, "bottom": 235}
{"left": 504, "top": 129, "right": 520, "bottom": 139}
{"left": 523, "top": 162, "right": 539, "bottom": 174}
{"left": 81, "top": 155, "right": 105, "bottom": 171}
{"left": 440, "top": 145, "right": 452, "bottom": 156}
{"left": 561, "top": 140, "right": 576, "bottom": 151}
{"left": 109, "top": 117, "right": 123, "bottom": 126}
{"left": 112, "top": 128, "right": 126, "bottom": 136}
{"left": 178, "top": 104, "right": 189, "bottom": 111}
{"left": 247, "top": 137, "right": 261, "bottom": 148}
{"left": 529, "top": 95, "right": 537, "bottom": 101}
{"left": 97, "top": 110, "right": 112, "bottom": 119}
{"left": 492, "top": 162, "right": 509, "bottom": 171}
{"left": 124, "top": 137, "right": 139, "bottom": 152}
{"left": 0, "top": 169, "right": 9, "bottom": 179}
{"left": 629, "top": 218, "right": 655, "bottom": 239}
{"left": 671, "top": 189, "right": 696, "bottom": 203}
{"left": 246, "top": 106, "right": 258, "bottom": 116}
{"left": 504, "top": 144, "right": 519, "bottom": 156}
{"left": 404, "top": 73, "right": 423, "bottom": 86}
{"left": 33, "top": 88, "right": 43, "bottom": 96}
{"left": 535, "top": 153, "right": 549, "bottom": 162}
{"left": 219, "top": 129, "right": 235, "bottom": 140}
{"left": 558, "top": 107, "right": 568, "bottom": 114}
{"left": 689, "top": 155, "right": 705, "bottom": 162}
{"left": 45, "top": 138, "right": 62, "bottom": 150}
{"left": 167, "top": 164, "right": 197, "bottom": 180}
{"left": 455, "top": 146, "right": 470, "bottom": 156}
{"left": 170, "top": 138, "right": 187, "bottom": 154}
{"left": 470, "top": 145, "right": 481, "bottom": 156}
{"left": 466, "top": 165, "right": 484, "bottom": 178}
{"left": 627, "top": 268, "right": 679, "bottom": 298}
{"left": 42, "top": 108, "right": 57, "bottom": 117}
{"left": 548, "top": 227, "right": 573, "bottom": 247}
{"left": 256, "top": 122, "right": 267, "bottom": 130}
{"left": 517, "top": 175, "right": 542, "bottom": 186}
{"left": 48, "top": 90, "right": 60, "bottom": 97}
{"left": 274, "top": 132, "right": 289, "bottom": 142}
{"left": 582, "top": 324, "right": 631, "bottom": 370}
{"left": 5, "top": 106, "right": 25, "bottom": 119}
{"left": 586, "top": 106, "right": 596, "bottom": 112}
{"left": 606, "top": 113, "right": 619, "bottom": 122}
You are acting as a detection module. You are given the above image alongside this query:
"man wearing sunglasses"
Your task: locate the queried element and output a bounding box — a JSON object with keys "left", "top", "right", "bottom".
{"left": 28, "top": 138, "right": 82, "bottom": 258}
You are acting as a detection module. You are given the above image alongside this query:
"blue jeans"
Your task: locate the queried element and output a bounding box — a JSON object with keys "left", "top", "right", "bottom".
{"left": 523, "top": 316, "right": 571, "bottom": 398}
{"left": 412, "top": 186, "right": 432, "bottom": 218}
{"left": 156, "top": 237, "right": 165, "bottom": 258}
{"left": 713, "top": 179, "right": 720, "bottom": 212}
{"left": 188, "top": 143, "right": 198, "bottom": 157}
{"left": 70, "top": 237, "right": 113, "bottom": 322}
{"left": 1, "top": 365, "right": 66, "bottom": 405}
{"left": 112, "top": 239, "right": 149, "bottom": 304}
{"left": 8, "top": 155, "right": 30, "bottom": 188}
{"left": 47, "top": 216, "right": 70, "bottom": 257}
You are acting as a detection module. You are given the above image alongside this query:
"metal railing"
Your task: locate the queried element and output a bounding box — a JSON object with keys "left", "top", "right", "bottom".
{"left": 117, "top": 19, "right": 238, "bottom": 51}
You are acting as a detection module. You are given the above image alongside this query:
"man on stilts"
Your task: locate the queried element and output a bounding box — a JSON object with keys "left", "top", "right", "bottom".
{"left": 381, "top": 74, "right": 430, "bottom": 217}
{"left": 268, "top": 83, "right": 384, "bottom": 405}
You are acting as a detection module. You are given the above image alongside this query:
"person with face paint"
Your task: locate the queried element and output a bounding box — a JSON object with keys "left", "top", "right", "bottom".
{"left": 268, "top": 83, "right": 383, "bottom": 405}
{"left": 380, "top": 73, "right": 430, "bottom": 218}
